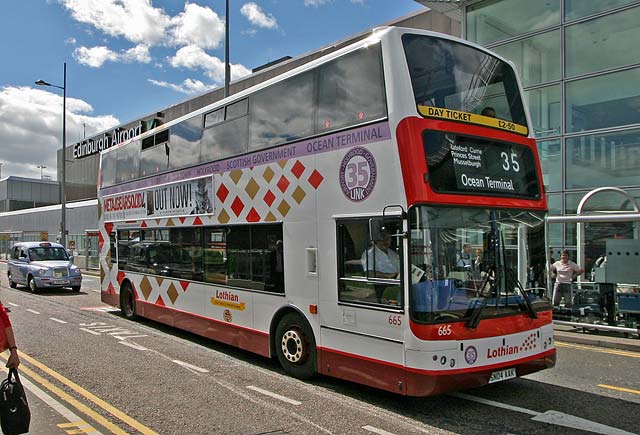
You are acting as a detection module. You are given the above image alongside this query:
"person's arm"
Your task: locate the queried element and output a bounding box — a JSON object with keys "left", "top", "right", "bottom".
{"left": 5, "top": 327, "right": 19, "bottom": 369}
{"left": 0, "top": 306, "right": 19, "bottom": 369}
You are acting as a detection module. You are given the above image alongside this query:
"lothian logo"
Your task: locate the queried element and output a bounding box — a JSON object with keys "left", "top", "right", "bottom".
{"left": 487, "top": 332, "right": 538, "bottom": 359}
{"left": 339, "top": 147, "right": 377, "bottom": 202}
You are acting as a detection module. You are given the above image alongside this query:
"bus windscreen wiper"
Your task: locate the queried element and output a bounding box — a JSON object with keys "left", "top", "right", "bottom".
{"left": 505, "top": 267, "right": 537, "bottom": 320}
{"left": 465, "top": 265, "right": 495, "bottom": 329}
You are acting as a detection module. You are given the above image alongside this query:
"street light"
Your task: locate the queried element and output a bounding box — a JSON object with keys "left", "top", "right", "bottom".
{"left": 224, "top": 0, "right": 230, "bottom": 97}
{"left": 35, "top": 62, "right": 67, "bottom": 247}
{"left": 36, "top": 165, "right": 47, "bottom": 179}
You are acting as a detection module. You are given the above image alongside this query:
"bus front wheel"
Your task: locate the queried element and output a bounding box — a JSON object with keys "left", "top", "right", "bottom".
{"left": 120, "top": 283, "right": 137, "bottom": 320}
{"left": 275, "top": 313, "right": 316, "bottom": 380}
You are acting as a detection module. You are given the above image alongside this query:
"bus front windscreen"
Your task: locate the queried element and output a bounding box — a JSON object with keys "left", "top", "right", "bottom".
{"left": 409, "top": 206, "right": 550, "bottom": 325}
{"left": 402, "top": 34, "right": 528, "bottom": 134}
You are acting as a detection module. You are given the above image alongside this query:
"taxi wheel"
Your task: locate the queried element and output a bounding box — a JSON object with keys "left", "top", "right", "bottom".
{"left": 274, "top": 313, "right": 316, "bottom": 380}
{"left": 7, "top": 273, "right": 17, "bottom": 288}
{"left": 27, "top": 276, "right": 39, "bottom": 294}
{"left": 71, "top": 286, "right": 81, "bottom": 292}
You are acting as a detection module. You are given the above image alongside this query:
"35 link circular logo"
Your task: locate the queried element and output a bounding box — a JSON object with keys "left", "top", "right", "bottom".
{"left": 464, "top": 345, "right": 478, "bottom": 365}
{"left": 339, "top": 147, "right": 377, "bottom": 202}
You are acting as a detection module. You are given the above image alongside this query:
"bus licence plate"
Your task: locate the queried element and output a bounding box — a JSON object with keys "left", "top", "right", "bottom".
{"left": 488, "top": 368, "right": 516, "bottom": 384}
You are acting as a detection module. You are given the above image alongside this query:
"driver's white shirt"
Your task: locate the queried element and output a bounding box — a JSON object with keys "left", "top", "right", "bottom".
{"left": 361, "top": 245, "right": 399, "bottom": 274}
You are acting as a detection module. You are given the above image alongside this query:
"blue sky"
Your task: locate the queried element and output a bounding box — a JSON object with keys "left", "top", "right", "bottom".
{"left": 0, "top": 0, "right": 423, "bottom": 180}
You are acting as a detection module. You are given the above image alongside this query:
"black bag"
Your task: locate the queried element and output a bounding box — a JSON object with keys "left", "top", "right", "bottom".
{"left": 0, "top": 369, "right": 30, "bottom": 435}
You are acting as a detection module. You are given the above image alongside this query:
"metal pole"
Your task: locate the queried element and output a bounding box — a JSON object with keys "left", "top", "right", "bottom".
{"left": 61, "top": 62, "right": 67, "bottom": 248}
{"left": 224, "top": 0, "right": 230, "bottom": 98}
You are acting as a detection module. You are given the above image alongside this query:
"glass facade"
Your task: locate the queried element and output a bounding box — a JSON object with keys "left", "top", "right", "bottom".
{"left": 467, "top": 0, "right": 560, "bottom": 45}
{"left": 466, "top": 0, "right": 640, "bottom": 254}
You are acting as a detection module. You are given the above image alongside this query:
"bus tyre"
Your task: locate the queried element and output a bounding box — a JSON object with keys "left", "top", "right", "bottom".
{"left": 28, "top": 276, "right": 39, "bottom": 294}
{"left": 275, "top": 313, "right": 316, "bottom": 380}
{"left": 120, "top": 283, "right": 137, "bottom": 320}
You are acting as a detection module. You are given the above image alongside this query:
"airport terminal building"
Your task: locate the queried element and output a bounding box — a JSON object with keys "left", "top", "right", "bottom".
{"left": 3, "top": 0, "right": 640, "bottom": 272}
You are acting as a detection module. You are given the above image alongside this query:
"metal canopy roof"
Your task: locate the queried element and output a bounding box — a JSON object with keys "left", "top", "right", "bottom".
{"left": 414, "top": 0, "right": 475, "bottom": 22}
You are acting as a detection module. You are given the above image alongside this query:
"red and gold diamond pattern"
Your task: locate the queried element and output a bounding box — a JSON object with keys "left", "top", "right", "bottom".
{"left": 100, "top": 158, "right": 324, "bottom": 304}
{"left": 215, "top": 158, "right": 323, "bottom": 224}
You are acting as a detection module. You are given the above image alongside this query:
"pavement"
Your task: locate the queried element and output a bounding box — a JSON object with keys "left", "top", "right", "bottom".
{"left": 553, "top": 323, "right": 640, "bottom": 352}
{"left": 5, "top": 261, "right": 640, "bottom": 352}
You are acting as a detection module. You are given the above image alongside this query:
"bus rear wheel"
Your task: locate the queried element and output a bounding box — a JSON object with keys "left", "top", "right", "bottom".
{"left": 120, "top": 282, "right": 137, "bottom": 320}
{"left": 275, "top": 313, "right": 316, "bottom": 380}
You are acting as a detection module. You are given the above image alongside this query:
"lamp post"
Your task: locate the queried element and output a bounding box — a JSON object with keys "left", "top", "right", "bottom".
{"left": 35, "top": 62, "right": 67, "bottom": 247}
{"left": 36, "top": 165, "right": 47, "bottom": 179}
{"left": 0, "top": 163, "right": 3, "bottom": 179}
{"left": 224, "top": 0, "right": 230, "bottom": 97}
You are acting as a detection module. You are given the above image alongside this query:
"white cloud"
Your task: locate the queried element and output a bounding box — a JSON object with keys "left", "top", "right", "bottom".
{"left": 240, "top": 3, "right": 278, "bottom": 29}
{"left": 0, "top": 86, "right": 119, "bottom": 179}
{"left": 73, "top": 46, "right": 118, "bottom": 68}
{"left": 59, "top": 0, "right": 171, "bottom": 45}
{"left": 123, "top": 45, "right": 152, "bottom": 63}
{"left": 65, "top": 37, "right": 77, "bottom": 45}
{"left": 169, "top": 2, "right": 225, "bottom": 49}
{"left": 304, "top": 0, "right": 332, "bottom": 6}
{"left": 74, "top": 45, "right": 151, "bottom": 67}
{"left": 148, "top": 78, "right": 211, "bottom": 95}
{"left": 169, "top": 45, "right": 251, "bottom": 83}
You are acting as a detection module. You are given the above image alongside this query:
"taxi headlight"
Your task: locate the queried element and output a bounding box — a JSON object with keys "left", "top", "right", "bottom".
{"left": 38, "top": 268, "right": 47, "bottom": 276}
{"left": 70, "top": 266, "right": 80, "bottom": 275}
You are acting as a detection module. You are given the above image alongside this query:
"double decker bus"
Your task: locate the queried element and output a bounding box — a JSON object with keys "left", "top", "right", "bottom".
{"left": 98, "top": 27, "right": 555, "bottom": 396}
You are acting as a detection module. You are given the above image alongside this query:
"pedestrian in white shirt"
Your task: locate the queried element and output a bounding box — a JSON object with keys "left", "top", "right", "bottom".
{"left": 551, "top": 250, "right": 584, "bottom": 306}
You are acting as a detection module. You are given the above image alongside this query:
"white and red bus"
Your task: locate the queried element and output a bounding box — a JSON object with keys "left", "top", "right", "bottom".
{"left": 98, "top": 27, "right": 555, "bottom": 396}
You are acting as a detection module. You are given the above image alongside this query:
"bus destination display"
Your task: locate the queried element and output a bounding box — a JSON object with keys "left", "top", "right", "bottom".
{"left": 423, "top": 130, "right": 540, "bottom": 199}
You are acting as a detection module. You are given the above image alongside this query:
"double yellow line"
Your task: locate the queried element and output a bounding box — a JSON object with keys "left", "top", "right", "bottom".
{"left": 0, "top": 351, "right": 158, "bottom": 435}
{"left": 555, "top": 341, "right": 640, "bottom": 359}
{"left": 555, "top": 341, "right": 640, "bottom": 396}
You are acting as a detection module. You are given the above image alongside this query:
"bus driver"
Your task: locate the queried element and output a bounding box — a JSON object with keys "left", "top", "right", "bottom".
{"left": 361, "top": 230, "right": 399, "bottom": 279}
{"left": 362, "top": 230, "right": 400, "bottom": 302}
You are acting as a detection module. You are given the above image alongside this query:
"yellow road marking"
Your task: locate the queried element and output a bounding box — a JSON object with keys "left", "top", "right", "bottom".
{"left": 58, "top": 421, "right": 88, "bottom": 428}
{"left": 1, "top": 351, "right": 159, "bottom": 435}
{"left": 555, "top": 341, "right": 640, "bottom": 358}
{"left": 598, "top": 384, "right": 640, "bottom": 396}
{"left": 58, "top": 421, "right": 96, "bottom": 434}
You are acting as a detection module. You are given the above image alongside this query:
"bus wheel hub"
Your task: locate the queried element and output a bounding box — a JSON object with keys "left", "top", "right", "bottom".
{"left": 281, "top": 330, "right": 304, "bottom": 363}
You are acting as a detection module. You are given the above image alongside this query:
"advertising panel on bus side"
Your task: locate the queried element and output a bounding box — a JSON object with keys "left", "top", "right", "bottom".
{"left": 103, "top": 176, "right": 214, "bottom": 221}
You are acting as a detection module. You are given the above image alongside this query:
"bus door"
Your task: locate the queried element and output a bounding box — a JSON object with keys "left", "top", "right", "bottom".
{"left": 320, "top": 216, "right": 406, "bottom": 375}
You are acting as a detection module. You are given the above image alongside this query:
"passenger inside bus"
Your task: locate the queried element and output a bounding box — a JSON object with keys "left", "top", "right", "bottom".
{"left": 481, "top": 106, "right": 496, "bottom": 117}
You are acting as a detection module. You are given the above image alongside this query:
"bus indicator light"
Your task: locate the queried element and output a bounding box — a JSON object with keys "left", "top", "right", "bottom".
{"left": 309, "top": 304, "right": 317, "bottom": 314}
